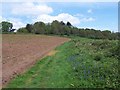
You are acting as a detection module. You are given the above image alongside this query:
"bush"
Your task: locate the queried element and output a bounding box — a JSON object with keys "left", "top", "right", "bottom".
{"left": 17, "top": 28, "right": 29, "bottom": 33}
{"left": 109, "top": 44, "right": 120, "bottom": 60}
{"left": 92, "top": 40, "right": 112, "bottom": 49}
{"left": 94, "top": 54, "right": 102, "bottom": 61}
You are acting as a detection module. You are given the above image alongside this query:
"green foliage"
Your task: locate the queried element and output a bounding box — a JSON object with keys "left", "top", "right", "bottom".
{"left": 1, "top": 21, "right": 13, "bottom": 32}
{"left": 26, "top": 24, "right": 33, "bottom": 33}
{"left": 108, "top": 43, "right": 120, "bottom": 60}
{"left": 33, "top": 22, "right": 46, "bottom": 34}
{"left": 17, "top": 28, "right": 29, "bottom": 33}
{"left": 91, "top": 40, "right": 113, "bottom": 50}
{"left": 94, "top": 54, "right": 102, "bottom": 61}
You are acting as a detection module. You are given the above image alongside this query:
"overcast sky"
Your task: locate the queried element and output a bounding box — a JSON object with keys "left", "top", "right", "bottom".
{"left": 1, "top": 0, "right": 118, "bottom": 32}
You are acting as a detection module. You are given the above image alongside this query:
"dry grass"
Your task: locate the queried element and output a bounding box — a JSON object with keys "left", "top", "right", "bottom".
{"left": 47, "top": 50, "right": 58, "bottom": 56}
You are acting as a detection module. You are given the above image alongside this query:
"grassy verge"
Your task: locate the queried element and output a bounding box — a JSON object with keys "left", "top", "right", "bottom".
{"left": 6, "top": 37, "right": 119, "bottom": 88}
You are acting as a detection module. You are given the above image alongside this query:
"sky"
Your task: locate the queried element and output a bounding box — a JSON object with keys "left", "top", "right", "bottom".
{"left": 0, "top": 0, "right": 119, "bottom": 32}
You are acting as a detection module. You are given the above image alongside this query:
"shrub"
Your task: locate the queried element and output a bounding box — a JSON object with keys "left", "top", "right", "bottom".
{"left": 109, "top": 44, "right": 120, "bottom": 60}
{"left": 17, "top": 28, "right": 29, "bottom": 33}
{"left": 94, "top": 54, "right": 102, "bottom": 61}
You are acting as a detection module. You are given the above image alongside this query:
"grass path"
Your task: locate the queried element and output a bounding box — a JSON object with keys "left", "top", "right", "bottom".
{"left": 6, "top": 41, "right": 74, "bottom": 88}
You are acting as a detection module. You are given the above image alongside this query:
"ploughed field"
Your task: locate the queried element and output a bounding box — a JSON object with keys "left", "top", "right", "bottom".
{"left": 2, "top": 34, "right": 70, "bottom": 86}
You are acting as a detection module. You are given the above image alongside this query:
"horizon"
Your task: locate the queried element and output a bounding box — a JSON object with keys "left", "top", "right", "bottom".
{"left": 1, "top": 1, "right": 118, "bottom": 32}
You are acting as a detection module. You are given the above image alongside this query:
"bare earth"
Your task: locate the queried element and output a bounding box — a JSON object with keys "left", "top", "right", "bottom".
{"left": 2, "top": 34, "right": 70, "bottom": 86}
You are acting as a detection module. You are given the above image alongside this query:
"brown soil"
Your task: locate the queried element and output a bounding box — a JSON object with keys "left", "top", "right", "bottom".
{"left": 2, "top": 34, "right": 70, "bottom": 87}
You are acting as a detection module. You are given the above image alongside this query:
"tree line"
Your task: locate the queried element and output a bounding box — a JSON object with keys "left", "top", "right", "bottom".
{"left": 1, "top": 20, "right": 119, "bottom": 40}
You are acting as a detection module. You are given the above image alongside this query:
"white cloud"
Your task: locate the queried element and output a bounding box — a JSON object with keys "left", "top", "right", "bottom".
{"left": 87, "top": 9, "right": 93, "bottom": 13}
{"left": 8, "top": 18, "right": 26, "bottom": 29}
{"left": 33, "top": 13, "right": 80, "bottom": 26}
{"left": 11, "top": 2, "right": 53, "bottom": 16}
{"left": 33, "top": 13, "right": 95, "bottom": 26}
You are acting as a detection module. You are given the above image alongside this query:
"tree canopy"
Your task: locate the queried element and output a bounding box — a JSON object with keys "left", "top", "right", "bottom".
{"left": 1, "top": 21, "right": 13, "bottom": 32}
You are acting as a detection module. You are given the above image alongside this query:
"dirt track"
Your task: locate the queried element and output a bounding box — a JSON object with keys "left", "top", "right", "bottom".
{"left": 2, "top": 34, "right": 70, "bottom": 86}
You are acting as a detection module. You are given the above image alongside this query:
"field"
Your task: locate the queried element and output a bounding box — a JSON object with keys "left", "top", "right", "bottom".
{"left": 2, "top": 34, "right": 70, "bottom": 86}
{"left": 5, "top": 36, "right": 119, "bottom": 88}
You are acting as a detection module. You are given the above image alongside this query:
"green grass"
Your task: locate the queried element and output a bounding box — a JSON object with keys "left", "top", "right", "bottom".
{"left": 6, "top": 37, "right": 119, "bottom": 88}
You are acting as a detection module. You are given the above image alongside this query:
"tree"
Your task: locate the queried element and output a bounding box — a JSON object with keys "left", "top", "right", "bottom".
{"left": 51, "top": 20, "right": 60, "bottom": 35}
{"left": 1, "top": 21, "right": 13, "bottom": 32}
{"left": 26, "top": 24, "right": 33, "bottom": 33}
{"left": 45, "top": 23, "right": 52, "bottom": 34}
{"left": 33, "top": 22, "right": 46, "bottom": 34}
{"left": 67, "top": 21, "right": 72, "bottom": 27}
{"left": 102, "top": 30, "right": 112, "bottom": 39}
{"left": 60, "top": 21, "right": 65, "bottom": 26}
